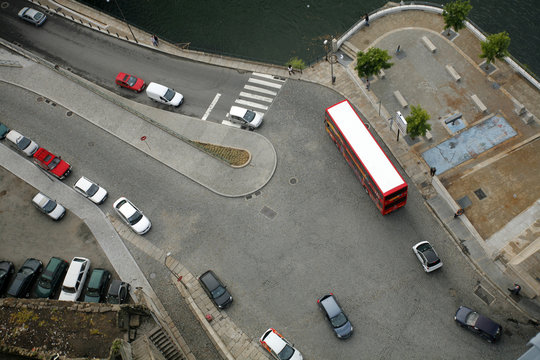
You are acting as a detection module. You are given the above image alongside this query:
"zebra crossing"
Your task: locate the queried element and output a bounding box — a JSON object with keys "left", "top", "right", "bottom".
{"left": 222, "top": 72, "right": 285, "bottom": 128}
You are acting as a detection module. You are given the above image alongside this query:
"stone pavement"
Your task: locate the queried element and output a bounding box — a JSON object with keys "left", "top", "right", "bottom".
{"left": 4, "top": 1, "right": 540, "bottom": 359}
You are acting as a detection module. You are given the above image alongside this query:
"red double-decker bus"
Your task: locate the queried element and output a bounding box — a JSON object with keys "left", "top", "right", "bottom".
{"left": 324, "top": 100, "right": 407, "bottom": 215}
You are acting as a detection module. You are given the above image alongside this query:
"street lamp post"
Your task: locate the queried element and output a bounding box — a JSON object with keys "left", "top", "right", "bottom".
{"left": 324, "top": 39, "right": 336, "bottom": 85}
{"left": 107, "top": 0, "right": 138, "bottom": 43}
{"left": 164, "top": 252, "right": 183, "bottom": 283}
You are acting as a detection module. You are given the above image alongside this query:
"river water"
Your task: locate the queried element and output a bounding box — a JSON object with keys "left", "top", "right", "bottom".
{"left": 79, "top": 0, "right": 539, "bottom": 76}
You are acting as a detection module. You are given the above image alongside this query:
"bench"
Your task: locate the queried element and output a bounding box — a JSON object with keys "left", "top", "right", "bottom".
{"left": 424, "top": 130, "right": 433, "bottom": 141}
{"left": 471, "top": 94, "right": 487, "bottom": 113}
{"left": 422, "top": 36, "right": 437, "bottom": 53}
{"left": 393, "top": 90, "right": 408, "bottom": 108}
{"left": 379, "top": 69, "right": 386, "bottom": 79}
{"left": 445, "top": 65, "right": 461, "bottom": 82}
{"left": 444, "top": 112, "right": 462, "bottom": 125}
{"left": 512, "top": 98, "right": 526, "bottom": 116}
{"left": 522, "top": 112, "right": 535, "bottom": 125}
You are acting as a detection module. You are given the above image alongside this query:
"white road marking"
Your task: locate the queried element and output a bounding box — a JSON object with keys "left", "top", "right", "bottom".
{"left": 234, "top": 99, "right": 269, "bottom": 110}
{"left": 252, "top": 72, "right": 286, "bottom": 82}
{"left": 221, "top": 120, "right": 242, "bottom": 128}
{"left": 201, "top": 93, "right": 221, "bottom": 121}
{"left": 239, "top": 92, "right": 273, "bottom": 103}
{"left": 244, "top": 85, "right": 277, "bottom": 96}
{"left": 248, "top": 78, "right": 283, "bottom": 89}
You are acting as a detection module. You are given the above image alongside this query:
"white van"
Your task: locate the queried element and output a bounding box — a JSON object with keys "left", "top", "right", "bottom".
{"left": 229, "top": 106, "right": 263, "bottom": 129}
{"left": 59, "top": 257, "right": 91, "bottom": 301}
{"left": 146, "top": 82, "right": 184, "bottom": 106}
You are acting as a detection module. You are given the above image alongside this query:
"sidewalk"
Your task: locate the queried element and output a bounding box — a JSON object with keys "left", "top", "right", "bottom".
{"left": 4, "top": 0, "right": 540, "bottom": 358}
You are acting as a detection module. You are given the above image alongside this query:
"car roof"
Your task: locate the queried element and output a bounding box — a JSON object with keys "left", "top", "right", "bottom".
{"left": 230, "top": 106, "right": 248, "bottom": 117}
{"left": 88, "top": 268, "right": 108, "bottom": 286}
{"left": 75, "top": 177, "right": 93, "bottom": 190}
{"left": 32, "top": 192, "right": 50, "bottom": 207}
{"left": 200, "top": 271, "right": 220, "bottom": 289}
{"left": 262, "top": 329, "right": 286, "bottom": 353}
{"left": 320, "top": 294, "right": 342, "bottom": 318}
{"left": 45, "top": 257, "right": 63, "bottom": 271}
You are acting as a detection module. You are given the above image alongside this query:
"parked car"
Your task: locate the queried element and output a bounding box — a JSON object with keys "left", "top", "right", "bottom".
{"left": 5, "top": 130, "right": 38, "bottom": 156}
{"left": 32, "top": 192, "right": 66, "bottom": 221}
{"left": 229, "top": 106, "right": 263, "bottom": 129}
{"left": 0, "top": 261, "right": 15, "bottom": 295}
{"left": 198, "top": 270, "right": 233, "bottom": 309}
{"left": 146, "top": 82, "right": 183, "bottom": 106}
{"left": 6, "top": 258, "right": 43, "bottom": 298}
{"left": 317, "top": 293, "right": 353, "bottom": 339}
{"left": 0, "top": 122, "right": 10, "bottom": 139}
{"left": 59, "top": 257, "right": 91, "bottom": 302}
{"left": 455, "top": 306, "right": 502, "bottom": 343}
{"left": 34, "top": 257, "right": 68, "bottom": 298}
{"left": 84, "top": 268, "right": 111, "bottom": 303}
{"left": 74, "top": 176, "right": 108, "bottom": 204}
{"left": 115, "top": 72, "right": 145, "bottom": 92}
{"left": 18, "top": 7, "right": 47, "bottom": 26}
{"left": 259, "top": 328, "right": 303, "bottom": 360}
{"left": 33, "top": 147, "right": 72, "bottom": 180}
{"left": 113, "top": 197, "right": 151, "bottom": 235}
{"left": 412, "top": 241, "right": 443, "bottom": 272}
{"left": 106, "top": 280, "right": 130, "bottom": 304}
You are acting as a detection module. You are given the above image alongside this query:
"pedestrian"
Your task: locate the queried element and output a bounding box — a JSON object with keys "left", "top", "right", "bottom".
{"left": 364, "top": 13, "right": 370, "bottom": 27}
{"left": 288, "top": 64, "right": 294, "bottom": 75}
{"left": 508, "top": 283, "right": 521, "bottom": 295}
{"left": 454, "top": 208, "right": 464, "bottom": 218}
{"left": 366, "top": 78, "right": 370, "bottom": 90}
{"left": 152, "top": 34, "right": 159, "bottom": 47}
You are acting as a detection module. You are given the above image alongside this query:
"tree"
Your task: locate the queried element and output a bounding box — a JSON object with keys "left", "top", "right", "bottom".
{"left": 479, "top": 31, "right": 511, "bottom": 69}
{"left": 287, "top": 57, "right": 306, "bottom": 70}
{"left": 442, "top": 0, "right": 472, "bottom": 36}
{"left": 355, "top": 48, "right": 393, "bottom": 81}
{"left": 406, "top": 105, "right": 431, "bottom": 138}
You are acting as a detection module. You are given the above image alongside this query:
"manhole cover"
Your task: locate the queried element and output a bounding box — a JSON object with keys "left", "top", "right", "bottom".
{"left": 1, "top": 2, "right": 9, "bottom": 9}
{"left": 88, "top": 141, "right": 94, "bottom": 147}
{"left": 66, "top": 111, "right": 73, "bottom": 116}
{"left": 254, "top": 190, "right": 261, "bottom": 196}
{"left": 492, "top": 82, "right": 500, "bottom": 89}
{"left": 289, "top": 177, "right": 297, "bottom": 185}
{"left": 37, "top": 97, "right": 43, "bottom": 102}
{"left": 474, "top": 285, "right": 495, "bottom": 305}
{"left": 149, "top": 273, "right": 156, "bottom": 279}
{"left": 260, "top": 206, "right": 277, "bottom": 219}
{"left": 457, "top": 195, "right": 472, "bottom": 209}
{"left": 45, "top": 99, "right": 50, "bottom": 103}
{"left": 474, "top": 188, "right": 487, "bottom": 200}
{"left": 51, "top": 103, "right": 56, "bottom": 107}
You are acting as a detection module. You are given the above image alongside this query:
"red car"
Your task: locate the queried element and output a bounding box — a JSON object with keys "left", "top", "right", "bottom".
{"left": 115, "top": 72, "right": 145, "bottom": 92}
{"left": 33, "top": 148, "right": 72, "bottom": 180}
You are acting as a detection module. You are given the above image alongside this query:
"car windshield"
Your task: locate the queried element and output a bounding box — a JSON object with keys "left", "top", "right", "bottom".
{"left": 86, "top": 288, "right": 99, "bottom": 297}
{"left": 86, "top": 184, "right": 99, "bottom": 196}
{"left": 39, "top": 276, "right": 52, "bottom": 289}
{"left": 17, "top": 137, "right": 31, "bottom": 149}
{"left": 163, "top": 89, "right": 175, "bottom": 101}
{"left": 465, "top": 311, "right": 480, "bottom": 326}
{"left": 278, "top": 344, "right": 295, "bottom": 360}
{"left": 107, "top": 294, "right": 120, "bottom": 304}
{"left": 62, "top": 286, "right": 76, "bottom": 294}
{"left": 244, "top": 110, "right": 256, "bottom": 122}
{"left": 211, "top": 285, "right": 226, "bottom": 299}
{"left": 21, "top": 267, "right": 34, "bottom": 276}
{"left": 48, "top": 157, "right": 60, "bottom": 170}
{"left": 43, "top": 199, "right": 56, "bottom": 213}
{"left": 34, "top": 12, "right": 44, "bottom": 20}
{"left": 417, "top": 243, "right": 432, "bottom": 252}
{"left": 330, "top": 312, "right": 348, "bottom": 328}
{"left": 127, "top": 76, "right": 137, "bottom": 86}
{"left": 128, "top": 211, "right": 143, "bottom": 225}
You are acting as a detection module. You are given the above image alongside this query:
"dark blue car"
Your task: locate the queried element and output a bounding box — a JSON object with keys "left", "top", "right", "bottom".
{"left": 455, "top": 306, "right": 502, "bottom": 342}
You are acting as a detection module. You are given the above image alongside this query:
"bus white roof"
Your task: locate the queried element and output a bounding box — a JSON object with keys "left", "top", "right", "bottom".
{"left": 326, "top": 100, "right": 405, "bottom": 194}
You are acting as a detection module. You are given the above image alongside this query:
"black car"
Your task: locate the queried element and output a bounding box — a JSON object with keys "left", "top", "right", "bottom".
{"left": 0, "top": 261, "right": 15, "bottom": 295}
{"left": 84, "top": 268, "right": 111, "bottom": 302}
{"left": 106, "top": 279, "right": 130, "bottom": 304}
{"left": 7, "top": 258, "right": 43, "bottom": 298}
{"left": 35, "top": 257, "right": 68, "bottom": 298}
{"left": 198, "top": 270, "right": 233, "bottom": 309}
{"left": 455, "top": 306, "right": 502, "bottom": 342}
{"left": 317, "top": 293, "right": 353, "bottom": 339}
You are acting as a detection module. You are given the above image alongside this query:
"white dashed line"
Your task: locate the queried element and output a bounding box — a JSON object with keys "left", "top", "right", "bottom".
{"left": 201, "top": 93, "right": 221, "bottom": 121}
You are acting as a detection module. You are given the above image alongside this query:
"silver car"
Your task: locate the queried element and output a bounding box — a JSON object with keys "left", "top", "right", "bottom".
{"left": 32, "top": 192, "right": 66, "bottom": 221}
{"left": 18, "top": 7, "right": 47, "bottom": 26}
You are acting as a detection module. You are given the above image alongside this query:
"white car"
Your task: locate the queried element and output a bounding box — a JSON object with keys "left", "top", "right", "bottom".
{"left": 412, "top": 241, "right": 443, "bottom": 272}
{"left": 74, "top": 176, "right": 108, "bottom": 204}
{"left": 259, "top": 328, "right": 303, "bottom": 360}
{"left": 32, "top": 192, "right": 66, "bottom": 221}
{"left": 229, "top": 106, "right": 263, "bottom": 129}
{"left": 18, "top": 7, "right": 47, "bottom": 26}
{"left": 113, "top": 197, "right": 151, "bottom": 235}
{"left": 6, "top": 130, "right": 39, "bottom": 156}
{"left": 59, "top": 257, "right": 90, "bottom": 301}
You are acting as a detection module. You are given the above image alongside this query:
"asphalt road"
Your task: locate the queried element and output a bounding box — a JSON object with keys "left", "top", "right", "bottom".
{"left": 1, "top": 0, "right": 250, "bottom": 122}
{"left": 1, "top": 3, "right": 538, "bottom": 359}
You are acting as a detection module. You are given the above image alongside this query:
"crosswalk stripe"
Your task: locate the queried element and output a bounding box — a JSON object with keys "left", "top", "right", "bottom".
{"left": 239, "top": 92, "right": 273, "bottom": 103}
{"left": 252, "top": 72, "right": 286, "bottom": 82}
{"left": 244, "top": 85, "right": 277, "bottom": 96}
{"left": 235, "top": 99, "right": 269, "bottom": 110}
{"left": 248, "top": 78, "right": 282, "bottom": 89}
{"left": 221, "top": 120, "right": 242, "bottom": 128}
